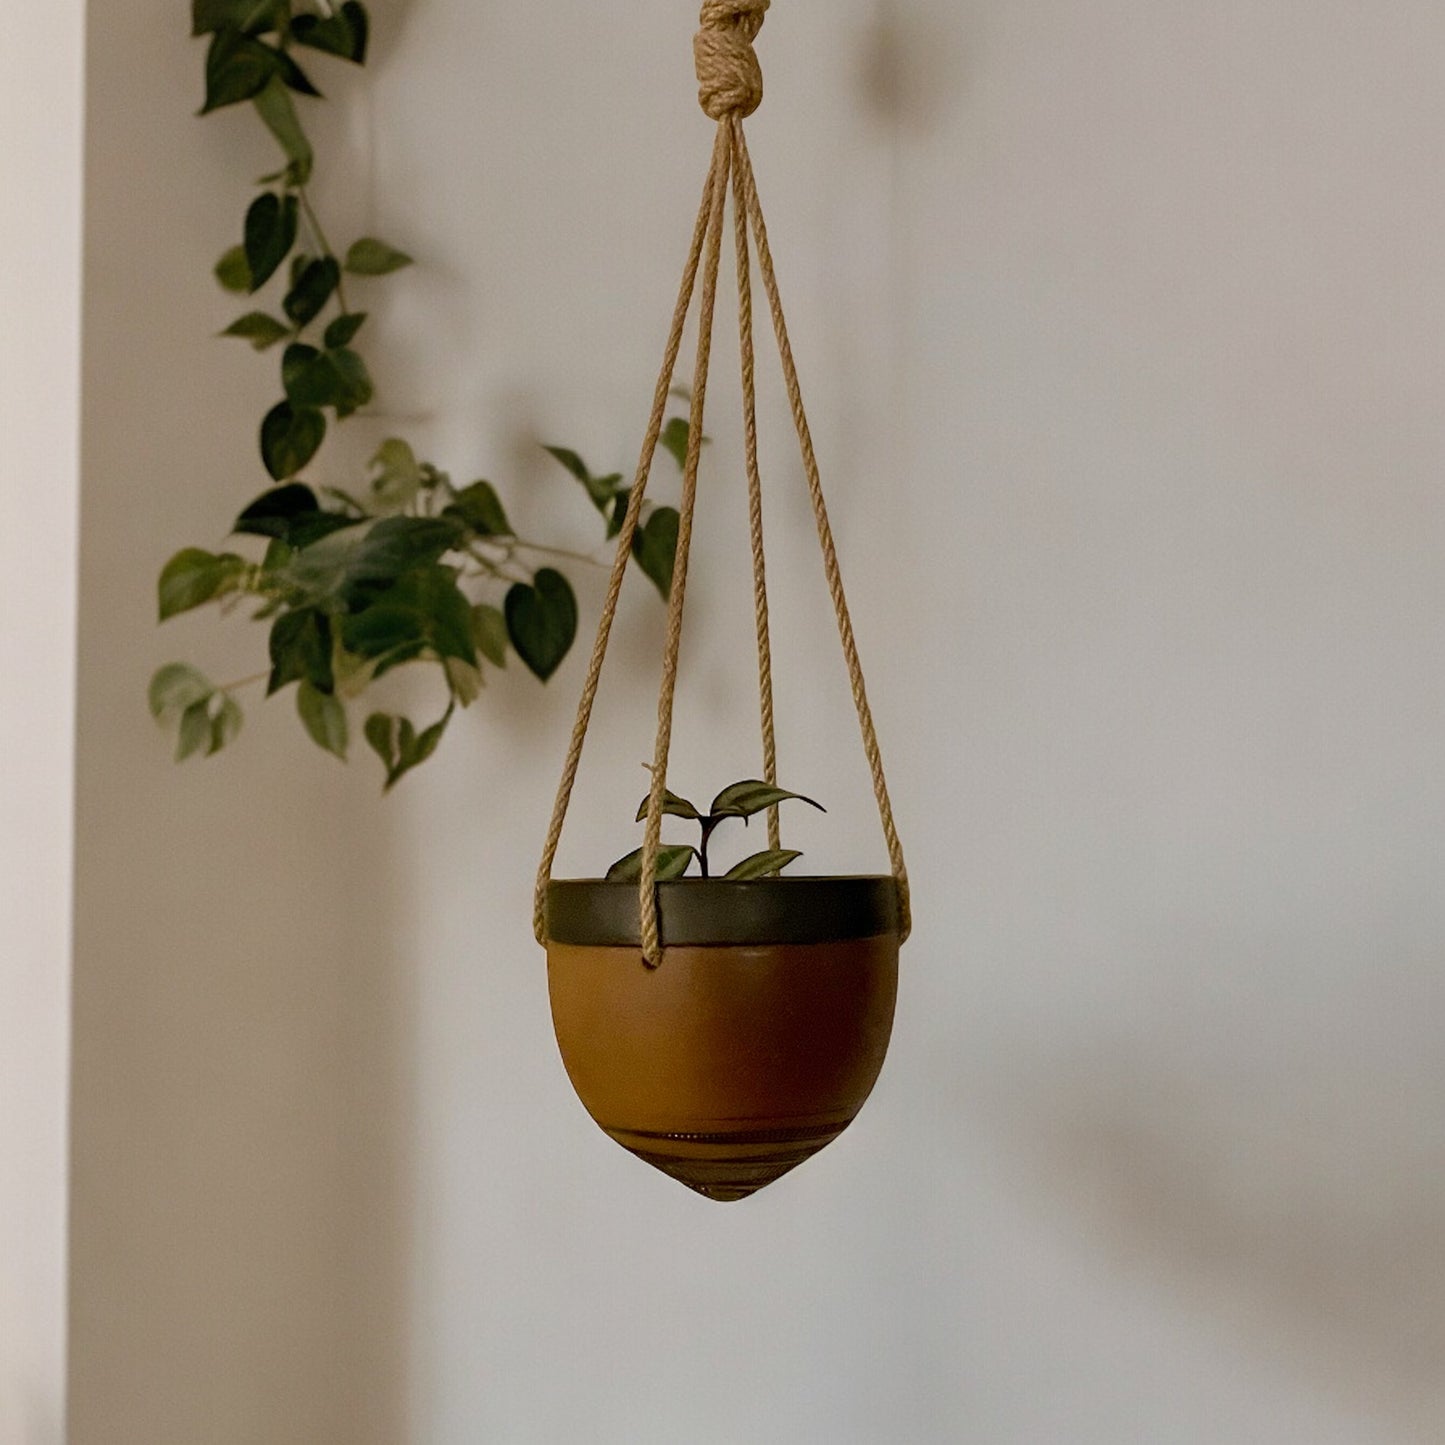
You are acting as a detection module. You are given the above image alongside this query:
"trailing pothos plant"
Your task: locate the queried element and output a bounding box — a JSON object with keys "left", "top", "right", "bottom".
{"left": 152, "top": 0, "right": 688, "bottom": 788}
{"left": 606, "top": 781, "right": 825, "bottom": 882}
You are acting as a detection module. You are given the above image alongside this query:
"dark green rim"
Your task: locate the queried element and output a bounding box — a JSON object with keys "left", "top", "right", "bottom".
{"left": 545, "top": 876, "right": 902, "bottom": 948}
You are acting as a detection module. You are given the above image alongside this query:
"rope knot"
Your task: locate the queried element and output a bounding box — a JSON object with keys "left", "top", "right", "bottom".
{"left": 694, "top": 0, "right": 769, "bottom": 120}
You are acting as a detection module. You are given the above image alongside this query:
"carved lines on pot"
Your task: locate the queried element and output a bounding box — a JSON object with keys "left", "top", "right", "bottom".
{"left": 605, "top": 1120, "right": 850, "bottom": 1202}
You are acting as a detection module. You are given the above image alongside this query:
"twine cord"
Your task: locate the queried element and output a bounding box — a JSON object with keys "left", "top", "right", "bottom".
{"left": 730, "top": 115, "right": 781, "bottom": 852}
{"left": 536, "top": 1, "right": 910, "bottom": 964}
{"left": 532, "top": 132, "right": 727, "bottom": 947}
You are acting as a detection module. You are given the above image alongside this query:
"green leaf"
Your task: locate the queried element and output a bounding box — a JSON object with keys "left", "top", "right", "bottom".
{"left": 244, "top": 192, "right": 299, "bottom": 291}
{"left": 297, "top": 679, "right": 348, "bottom": 759}
{"left": 709, "top": 780, "right": 826, "bottom": 820}
{"left": 364, "top": 707, "right": 452, "bottom": 790}
{"left": 444, "top": 656, "right": 484, "bottom": 707}
{"left": 215, "top": 245, "right": 253, "bottom": 294}
{"left": 470, "top": 604, "right": 509, "bottom": 668}
{"left": 633, "top": 789, "right": 701, "bottom": 823}
{"left": 282, "top": 257, "right": 340, "bottom": 327}
{"left": 252, "top": 76, "right": 313, "bottom": 184}
{"left": 177, "top": 700, "right": 214, "bottom": 761}
{"left": 347, "top": 518, "right": 462, "bottom": 584}
{"left": 723, "top": 849, "right": 804, "bottom": 881}
{"left": 234, "top": 483, "right": 360, "bottom": 548}
{"left": 291, "top": 1, "right": 369, "bottom": 63}
{"left": 368, "top": 438, "right": 422, "bottom": 512}
{"left": 324, "top": 312, "right": 367, "bottom": 348}
{"left": 364, "top": 712, "right": 397, "bottom": 768}
{"left": 632, "top": 506, "right": 679, "bottom": 601}
{"left": 660, "top": 416, "right": 695, "bottom": 471}
{"left": 505, "top": 568, "right": 577, "bottom": 682}
{"left": 607, "top": 492, "right": 629, "bottom": 540}
{"left": 158, "top": 548, "right": 247, "bottom": 620}
{"left": 149, "top": 663, "right": 213, "bottom": 720}
{"left": 443, "top": 481, "right": 512, "bottom": 538}
{"left": 201, "top": 29, "right": 280, "bottom": 113}
{"left": 342, "top": 563, "right": 477, "bottom": 674}
{"left": 542, "top": 445, "right": 588, "bottom": 483}
{"left": 282, "top": 342, "right": 372, "bottom": 415}
{"left": 209, "top": 695, "right": 244, "bottom": 755}
{"left": 192, "top": 0, "right": 284, "bottom": 36}
{"left": 604, "top": 845, "right": 697, "bottom": 883}
{"left": 220, "top": 311, "right": 289, "bottom": 350}
{"left": 267, "top": 608, "right": 334, "bottom": 695}
{"left": 344, "top": 238, "right": 413, "bottom": 276}
{"left": 544, "top": 445, "right": 623, "bottom": 519}
{"left": 260, "top": 401, "right": 326, "bottom": 479}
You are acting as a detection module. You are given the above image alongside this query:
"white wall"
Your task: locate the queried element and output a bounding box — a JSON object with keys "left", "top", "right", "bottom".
{"left": 0, "top": 5, "right": 84, "bottom": 1443}
{"left": 72, "top": 2, "right": 1445, "bottom": 1442}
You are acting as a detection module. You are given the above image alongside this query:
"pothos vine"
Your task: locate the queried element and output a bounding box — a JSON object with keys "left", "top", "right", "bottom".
{"left": 151, "top": 0, "right": 688, "bottom": 788}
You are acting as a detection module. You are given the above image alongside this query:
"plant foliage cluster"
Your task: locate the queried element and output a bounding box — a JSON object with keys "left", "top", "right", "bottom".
{"left": 153, "top": 0, "right": 686, "bottom": 788}
{"left": 607, "top": 780, "right": 825, "bottom": 881}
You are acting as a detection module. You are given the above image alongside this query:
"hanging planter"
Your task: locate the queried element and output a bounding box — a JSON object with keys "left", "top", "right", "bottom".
{"left": 534, "top": 0, "right": 912, "bottom": 1203}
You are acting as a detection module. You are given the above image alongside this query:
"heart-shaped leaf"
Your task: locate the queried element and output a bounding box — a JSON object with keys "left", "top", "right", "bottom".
{"left": 283, "top": 256, "right": 340, "bottom": 327}
{"left": 364, "top": 706, "right": 452, "bottom": 790}
{"left": 158, "top": 548, "right": 247, "bottom": 620}
{"left": 632, "top": 507, "right": 679, "bottom": 600}
{"left": 605, "top": 845, "right": 697, "bottom": 883}
{"left": 243, "top": 192, "right": 298, "bottom": 291}
{"left": 723, "top": 849, "right": 804, "bottom": 881}
{"left": 660, "top": 416, "right": 707, "bottom": 472}
{"left": 149, "top": 663, "right": 214, "bottom": 720}
{"left": 260, "top": 400, "right": 326, "bottom": 479}
{"left": 505, "top": 568, "right": 577, "bottom": 681}
{"left": 214, "top": 245, "right": 253, "bottom": 293}
{"left": 282, "top": 342, "right": 373, "bottom": 415}
{"left": 291, "top": 1, "right": 369, "bottom": 63}
{"left": 297, "top": 679, "right": 348, "bottom": 759}
{"left": 444, "top": 481, "right": 512, "bottom": 538}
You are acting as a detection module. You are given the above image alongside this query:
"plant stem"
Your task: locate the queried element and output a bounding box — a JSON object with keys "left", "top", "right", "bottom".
{"left": 296, "top": 186, "right": 352, "bottom": 314}
{"left": 697, "top": 815, "right": 724, "bottom": 879}
{"left": 218, "top": 670, "right": 271, "bottom": 695}
{"left": 511, "top": 538, "right": 607, "bottom": 568}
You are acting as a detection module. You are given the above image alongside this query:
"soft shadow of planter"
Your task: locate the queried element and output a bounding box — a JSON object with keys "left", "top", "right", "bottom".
{"left": 547, "top": 877, "right": 901, "bottom": 1202}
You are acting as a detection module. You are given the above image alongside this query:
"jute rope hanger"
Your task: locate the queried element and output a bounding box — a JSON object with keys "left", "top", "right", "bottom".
{"left": 534, "top": 0, "right": 911, "bottom": 967}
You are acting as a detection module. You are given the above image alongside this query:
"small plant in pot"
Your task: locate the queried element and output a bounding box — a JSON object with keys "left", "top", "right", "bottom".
{"left": 545, "top": 780, "right": 903, "bottom": 1203}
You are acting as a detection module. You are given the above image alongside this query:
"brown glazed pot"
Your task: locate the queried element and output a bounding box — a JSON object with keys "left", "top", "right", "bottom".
{"left": 546, "top": 876, "right": 900, "bottom": 1202}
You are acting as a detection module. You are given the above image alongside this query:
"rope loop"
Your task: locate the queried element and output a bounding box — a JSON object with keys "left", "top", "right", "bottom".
{"left": 695, "top": 0, "right": 770, "bottom": 120}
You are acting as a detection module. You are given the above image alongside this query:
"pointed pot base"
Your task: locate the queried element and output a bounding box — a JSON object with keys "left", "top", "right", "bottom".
{"left": 604, "top": 1120, "right": 853, "bottom": 1202}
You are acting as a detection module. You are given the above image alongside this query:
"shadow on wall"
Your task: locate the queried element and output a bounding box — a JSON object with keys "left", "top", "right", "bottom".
{"left": 988, "top": 1030, "right": 1445, "bottom": 1441}
{"left": 855, "top": 2, "right": 965, "bottom": 134}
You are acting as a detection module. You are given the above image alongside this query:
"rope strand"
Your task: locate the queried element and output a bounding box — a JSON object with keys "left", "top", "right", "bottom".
{"left": 533, "top": 128, "right": 727, "bottom": 945}
{"left": 730, "top": 117, "right": 912, "bottom": 940}
{"left": 730, "top": 125, "right": 781, "bottom": 851}
{"left": 638, "top": 123, "right": 734, "bottom": 966}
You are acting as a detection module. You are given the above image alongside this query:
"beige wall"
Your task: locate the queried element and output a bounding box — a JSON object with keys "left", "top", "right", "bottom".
{"left": 71, "top": 1, "right": 1445, "bottom": 1442}
{"left": 0, "top": 5, "right": 84, "bottom": 1443}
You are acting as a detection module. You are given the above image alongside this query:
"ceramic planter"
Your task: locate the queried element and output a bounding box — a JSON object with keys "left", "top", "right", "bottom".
{"left": 546, "top": 876, "right": 900, "bottom": 1202}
